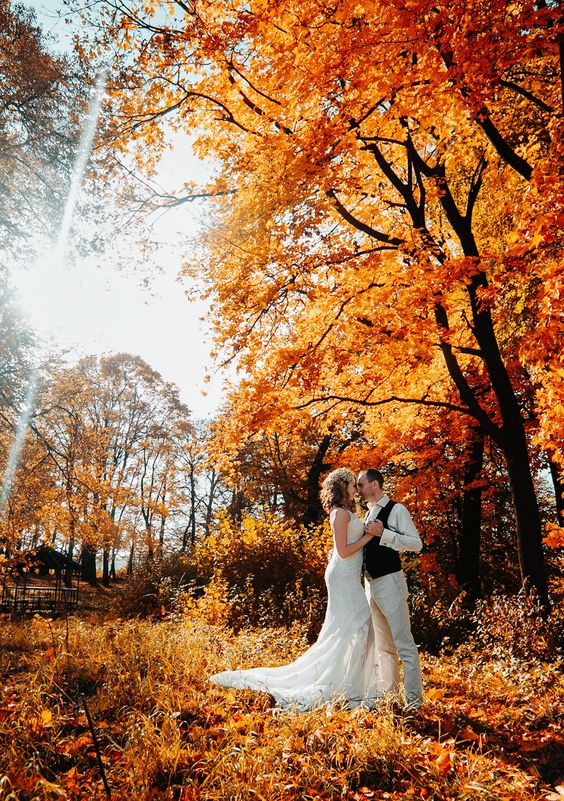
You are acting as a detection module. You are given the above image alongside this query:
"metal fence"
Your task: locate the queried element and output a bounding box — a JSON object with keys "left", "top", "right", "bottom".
{"left": 1, "top": 580, "right": 79, "bottom": 615}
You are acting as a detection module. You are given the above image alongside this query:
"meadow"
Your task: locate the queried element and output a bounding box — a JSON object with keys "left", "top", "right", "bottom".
{"left": 1, "top": 584, "right": 562, "bottom": 801}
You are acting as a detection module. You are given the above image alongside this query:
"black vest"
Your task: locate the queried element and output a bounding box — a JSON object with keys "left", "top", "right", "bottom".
{"left": 364, "top": 500, "right": 401, "bottom": 579}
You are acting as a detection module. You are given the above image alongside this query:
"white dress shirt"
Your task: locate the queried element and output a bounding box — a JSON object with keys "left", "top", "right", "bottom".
{"left": 366, "top": 494, "right": 423, "bottom": 554}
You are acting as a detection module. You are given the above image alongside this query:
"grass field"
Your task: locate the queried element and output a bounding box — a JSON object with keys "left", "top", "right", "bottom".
{"left": 1, "top": 593, "right": 563, "bottom": 801}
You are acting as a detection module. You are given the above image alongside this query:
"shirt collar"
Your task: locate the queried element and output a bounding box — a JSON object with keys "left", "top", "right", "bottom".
{"left": 368, "top": 493, "right": 390, "bottom": 510}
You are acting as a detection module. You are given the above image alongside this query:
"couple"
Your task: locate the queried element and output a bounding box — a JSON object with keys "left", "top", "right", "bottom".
{"left": 210, "top": 467, "right": 423, "bottom": 712}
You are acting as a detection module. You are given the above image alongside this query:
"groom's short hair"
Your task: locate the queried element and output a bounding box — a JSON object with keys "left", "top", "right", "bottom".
{"left": 365, "top": 469, "right": 384, "bottom": 488}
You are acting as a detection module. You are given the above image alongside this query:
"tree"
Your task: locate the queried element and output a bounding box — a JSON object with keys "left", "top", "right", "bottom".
{"left": 23, "top": 354, "right": 194, "bottom": 582}
{"left": 0, "top": 0, "right": 87, "bottom": 258}
{"left": 81, "top": 0, "right": 563, "bottom": 606}
{"left": 73, "top": 354, "right": 187, "bottom": 582}
{"left": 176, "top": 419, "right": 232, "bottom": 546}
{"left": 0, "top": 277, "right": 35, "bottom": 418}
{"left": 27, "top": 363, "right": 96, "bottom": 581}
{"left": 209, "top": 393, "right": 343, "bottom": 526}
{"left": 0, "top": 275, "right": 38, "bottom": 556}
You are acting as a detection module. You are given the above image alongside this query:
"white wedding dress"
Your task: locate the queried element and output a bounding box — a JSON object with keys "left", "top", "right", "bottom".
{"left": 210, "top": 511, "right": 380, "bottom": 710}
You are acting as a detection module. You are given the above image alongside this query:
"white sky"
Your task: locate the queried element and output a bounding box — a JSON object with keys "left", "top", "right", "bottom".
{"left": 12, "top": 0, "right": 225, "bottom": 420}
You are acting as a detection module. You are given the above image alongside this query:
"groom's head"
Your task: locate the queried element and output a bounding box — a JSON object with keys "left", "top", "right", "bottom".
{"left": 357, "top": 469, "right": 385, "bottom": 501}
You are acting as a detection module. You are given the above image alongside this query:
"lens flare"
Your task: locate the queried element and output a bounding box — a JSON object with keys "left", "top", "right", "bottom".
{"left": 13, "top": 70, "right": 107, "bottom": 340}
{"left": 56, "top": 70, "right": 107, "bottom": 260}
{"left": 2, "top": 72, "right": 106, "bottom": 514}
{"left": 0, "top": 368, "right": 37, "bottom": 515}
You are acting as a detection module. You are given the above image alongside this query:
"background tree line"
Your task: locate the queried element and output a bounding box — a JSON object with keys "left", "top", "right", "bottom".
{"left": 0, "top": 343, "right": 228, "bottom": 581}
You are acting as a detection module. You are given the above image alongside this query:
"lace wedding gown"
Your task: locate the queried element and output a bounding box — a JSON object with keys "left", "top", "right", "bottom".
{"left": 210, "top": 511, "right": 380, "bottom": 710}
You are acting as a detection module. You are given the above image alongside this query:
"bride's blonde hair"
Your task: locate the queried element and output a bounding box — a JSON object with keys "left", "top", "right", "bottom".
{"left": 320, "top": 467, "right": 355, "bottom": 513}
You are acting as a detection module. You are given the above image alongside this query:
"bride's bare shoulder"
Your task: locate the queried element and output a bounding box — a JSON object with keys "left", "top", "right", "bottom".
{"left": 330, "top": 507, "right": 351, "bottom": 520}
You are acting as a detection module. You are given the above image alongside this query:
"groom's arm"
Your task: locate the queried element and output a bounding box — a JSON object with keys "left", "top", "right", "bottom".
{"left": 379, "top": 504, "right": 423, "bottom": 553}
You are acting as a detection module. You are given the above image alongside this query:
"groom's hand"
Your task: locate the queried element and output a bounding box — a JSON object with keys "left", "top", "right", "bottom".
{"left": 365, "top": 520, "right": 384, "bottom": 538}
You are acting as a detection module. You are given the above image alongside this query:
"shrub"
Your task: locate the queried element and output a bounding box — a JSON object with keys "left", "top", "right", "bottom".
{"left": 409, "top": 589, "right": 476, "bottom": 654}
{"left": 191, "top": 512, "right": 331, "bottom": 636}
{"left": 471, "top": 589, "right": 564, "bottom": 660}
{"left": 117, "top": 552, "right": 203, "bottom": 618}
{"left": 119, "top": 512, "right": 564, "bottom": 663}
{"left": 119, "top": 513, "right": 331, "bottom": 637}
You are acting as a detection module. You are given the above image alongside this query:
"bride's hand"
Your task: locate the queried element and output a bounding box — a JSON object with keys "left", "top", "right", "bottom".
{"left": 365, "top": 520, "right": 384, "bottom": 538}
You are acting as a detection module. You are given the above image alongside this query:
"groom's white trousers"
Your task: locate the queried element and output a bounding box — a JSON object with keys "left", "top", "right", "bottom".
{"left": 365, "top": 570, "right": 423, "bottom": 708}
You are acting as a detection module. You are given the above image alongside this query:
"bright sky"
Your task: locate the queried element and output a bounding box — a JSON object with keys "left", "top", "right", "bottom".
{"left": 13, "top": 0, "right": 224, "bottom": 420}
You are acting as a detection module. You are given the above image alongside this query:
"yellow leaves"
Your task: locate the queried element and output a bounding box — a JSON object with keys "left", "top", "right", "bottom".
{"left": 434, "top": 745, "right": 455, "bottom": 774}
{"left": 31, "top": 614, "right": 53, "bottom": 636}
{"left": 3, "top": 609, "right": 564, "bottom": 800}
{"left": 41, "top": 709, "right": 53, "bottom": 727}
{"left": 28, "top": 708, "right": 56, "bottom": 736}
{"left": 456, "top": 724, "right": 482, "bottom": 743}
{"left": 543, "top": 523, "right": 564, "bottom": 550}
{"left": 60, "top": 732, "right": 94, "bottom": 756}
{"left": 192, "top": 574, "right": 232, "bottom": 626}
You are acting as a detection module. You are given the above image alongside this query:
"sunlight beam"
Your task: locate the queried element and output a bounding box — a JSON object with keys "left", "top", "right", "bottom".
{"left": 56, "top": 70, "right": 107, "bottom": 259}
{"left": 0, "top": 368, "right": 37, "bottom": 515}
{"left": 2, "top": 72, "right": 106, "bottom": 515}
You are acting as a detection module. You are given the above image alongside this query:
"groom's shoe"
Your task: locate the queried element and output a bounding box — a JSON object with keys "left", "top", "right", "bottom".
{"left": 402, "top": 700, "right": 424, "bottom": 717}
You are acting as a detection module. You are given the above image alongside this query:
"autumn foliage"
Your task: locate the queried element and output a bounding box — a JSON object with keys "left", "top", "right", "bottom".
{"left": 1, "top": 1, "right": 564, "bottom": 798}
{"left": 68, "top": 0, "right": 564, "bottom": 608}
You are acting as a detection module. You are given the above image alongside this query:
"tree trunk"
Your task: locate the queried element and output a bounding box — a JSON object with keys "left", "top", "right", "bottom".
{"left": 432, "top": 212, "right": 549, "bottom": 607}
{"left": 502, "top": 430, "right": 549, "bottom": 608}
{"left": 64, "top": 533, "right": 75, "bottom": 588}
{"left": 158, "top": 512, "right": 165, "bottom": 552}
{"left": 102, "top": 546, "right": 110, "bottom": 587}
{"left": 81, "top": 545, "right": 97, "bottom": 584}
{"left": 205, "top": 469, "right": 220, "bottom": 535}
{"left": 473, "top": 285, "right": 548, "bottom": 605}
{"left": 190, "top": 467, "right": 197, "bottom": 545}
{"left": 302, "top": 434, "right": 332, "bottom": 527}
{"left": 64, "top": 471, "right": 77, "bottom": 587}
{"left": 127, "top": 539, "right": 135, "bottom": 575}
{"left": 146, "top": 525, "right": 154, "bottom": 560}
{"left": 548, "top": 455, "right": 564, "bottom": 527}
{"left": 181, "top": 524, "right": 191, "bottom": 551}
{"left": 229, "top": 489, "right": 245, "bottom": 524}
{"left": 455, "top": 429, "right": 484, "bottom": 601}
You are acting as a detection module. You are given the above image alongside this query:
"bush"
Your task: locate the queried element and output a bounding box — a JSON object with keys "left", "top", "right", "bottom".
{"left": 119, "top": 512, "right": 564, "bottom": 663}
{"left": 410, "top": 590, "right": 476, "bottom": 654}
{"left": 119, "top": 513, "right": 332, "bottom": 637}
{"left": 117, "top": 553, "right": 203, "bottom": 618}
{"left": 410, "top": 586, "right": 564, "bottom": 659}
{"left": 191, "top": 512, "right": 331, "bottom": 637}
{"left": 471, "top": 589, "right": 564, "bottom": 660}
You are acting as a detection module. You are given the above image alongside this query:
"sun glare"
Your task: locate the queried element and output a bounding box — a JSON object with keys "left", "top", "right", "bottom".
{"left": 14, "top": 250, "right": 90, "bottom": 343}
{"left": 13, "top": 71, "right": 106, "bottom": 344}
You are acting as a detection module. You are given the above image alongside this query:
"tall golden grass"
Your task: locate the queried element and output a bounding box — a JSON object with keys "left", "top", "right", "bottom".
{"left": 1, "top": 607, "right": 562, "bottom": 801}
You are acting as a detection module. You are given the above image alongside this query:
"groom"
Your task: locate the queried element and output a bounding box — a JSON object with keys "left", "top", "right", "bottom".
{"left": 357, "top": 468, "right": 424, "bottom": 711}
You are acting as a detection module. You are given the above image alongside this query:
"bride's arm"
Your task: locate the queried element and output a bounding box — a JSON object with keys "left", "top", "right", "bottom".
{"left": 331, "top": 508, "right": 374, "bottom": 559}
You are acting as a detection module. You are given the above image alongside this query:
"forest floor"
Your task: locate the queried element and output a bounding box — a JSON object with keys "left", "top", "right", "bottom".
{"left": 0, "top": 587, "right": 563, "bottom": 801}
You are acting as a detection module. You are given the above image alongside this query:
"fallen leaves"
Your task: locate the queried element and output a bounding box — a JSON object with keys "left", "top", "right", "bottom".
{"left": 0, "top": 616, "right": 562, "bottom": 800}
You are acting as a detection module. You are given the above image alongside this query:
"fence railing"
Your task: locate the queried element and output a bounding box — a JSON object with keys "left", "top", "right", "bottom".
{"left": 0, "top": 582, "right": 79, "bottom": 615}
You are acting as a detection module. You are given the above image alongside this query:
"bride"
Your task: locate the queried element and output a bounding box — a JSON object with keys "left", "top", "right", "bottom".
{"left": 210, "top": 468, "right": 381, "bottom": 710}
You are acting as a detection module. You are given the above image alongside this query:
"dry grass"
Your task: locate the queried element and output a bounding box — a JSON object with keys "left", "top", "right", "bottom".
{"left": 0, "top": 610, "right": 562, "bottom": 801}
